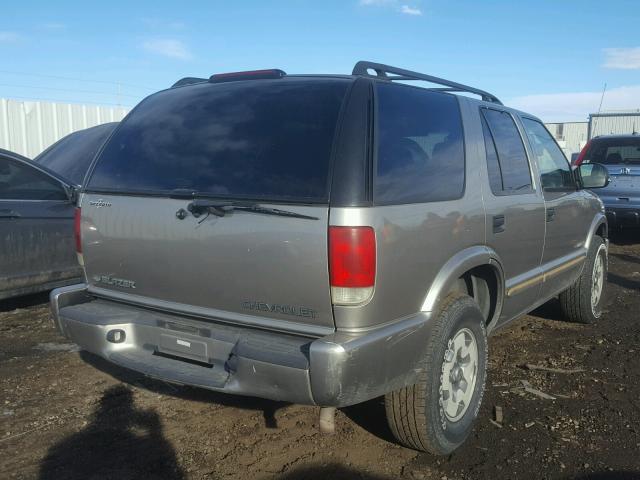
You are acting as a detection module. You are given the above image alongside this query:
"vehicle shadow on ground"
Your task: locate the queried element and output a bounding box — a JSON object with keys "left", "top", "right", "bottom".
{"left": 80, "top": 351, "right": 288, "bottom": 429}
{"left": 530, "top": 298, "right": 566, "bottom": 322}
{"left": 341, "top": 396, "right": 397, "bottom": 444}
{"left": 278, "top": 464, "right": 393, "bottom": 479}
{"left": 0, "top": 291, "right": 50, "bottom": 312}
{"left": 567, "top": 472, "right": 640, "bottom": 480}
{"left": 608, "top": 272, "right": 640, "bottom": 291}
{"left": 81, "top": 350, "right": 397, "bottom": 441}
{"left": 39, "top": 384, "right": 185, "bottom": 480}
{"left": 609, "top": 229, "right": 639, "bottom": 247}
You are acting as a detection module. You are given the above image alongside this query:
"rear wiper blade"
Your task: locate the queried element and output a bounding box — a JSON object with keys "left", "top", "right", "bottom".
{"left": 187, "top": 200, "right": 319, "bottom": 220}
{"left": 231, "top": 204, "right": 320, "bottom": 220}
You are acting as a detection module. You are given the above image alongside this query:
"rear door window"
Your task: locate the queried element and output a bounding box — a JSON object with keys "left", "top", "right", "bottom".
{"left": 87, "top": 79, "right": 351, "bottom": 203}
{"left": 480, "top": 108, "right": 533, "bottom": 195}
{"left": 521, "top": 118, "right": 575, "bottom": 190}
{"left": 375, "top": 83, "right": 465, "bottom": 204}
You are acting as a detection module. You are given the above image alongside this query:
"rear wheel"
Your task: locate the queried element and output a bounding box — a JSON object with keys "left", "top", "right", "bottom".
{"left": 385, "top": 293, "right": 488, "bottom": 454}
{"left": 559, "top": 235, "right": 607, "bottom": 324}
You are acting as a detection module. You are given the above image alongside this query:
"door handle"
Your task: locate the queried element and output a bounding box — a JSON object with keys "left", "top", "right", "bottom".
{"left": 0, "top": 209, "right": 21, "bottom": 218}
{"left": 493, "top": 214, "right": 505, "bottom": 233}
{"left": 546, "top": 208, "right": 556, "bottom": 222}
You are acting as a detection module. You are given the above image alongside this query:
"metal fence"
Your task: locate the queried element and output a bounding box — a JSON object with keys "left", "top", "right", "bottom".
{"left": 0, "top": 98, "right": 129, "bottom": 159}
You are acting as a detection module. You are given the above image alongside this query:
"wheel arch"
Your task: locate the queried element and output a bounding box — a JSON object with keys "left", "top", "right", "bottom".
{"left": 420, "top": 246, "right": 505, "bottom": 328}
{"left": 585, "top": 213, "right": 608, "bottom": 251}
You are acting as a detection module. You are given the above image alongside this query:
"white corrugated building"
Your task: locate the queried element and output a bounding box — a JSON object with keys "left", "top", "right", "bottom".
{"left": 589, "top": 111, "right": 640, "bottom": 137}
{"left": 0, "top": 98, "right": 128, "bottom": 159}
{"left": 544, "top": 121, "right": 589, "bottom": 158}
{"left": 545, "top": 111, "right": 640, "bottom": 158}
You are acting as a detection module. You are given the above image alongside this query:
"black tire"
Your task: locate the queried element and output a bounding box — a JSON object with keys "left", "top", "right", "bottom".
{"left": 559, "top": 235, "right": 607, "bottom": 324}
{"left": 384, "top": 293, "right": 488, "bottom": 455}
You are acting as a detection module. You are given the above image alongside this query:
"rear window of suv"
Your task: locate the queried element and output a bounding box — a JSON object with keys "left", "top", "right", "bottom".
{"left": 375, "top": 83, "right": 465, "bottom": 204}
{"left": 87, "top": 78, "right": 351, "bottom": 203}
{"left": 584, "top": 137, "right": 640, "bottom": 165}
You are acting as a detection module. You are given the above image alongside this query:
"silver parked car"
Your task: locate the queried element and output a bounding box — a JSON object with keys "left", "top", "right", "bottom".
{"left": 0, "top": 123, "right": 117, "bottom": 300}
{"left": 51, "top": 62, "right": 610, "bottom": 455}
{"left": 574, "top": 133, "right": 640, "bottom": 229}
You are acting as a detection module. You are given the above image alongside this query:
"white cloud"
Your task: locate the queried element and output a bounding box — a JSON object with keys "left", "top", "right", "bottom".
{"left": 0, "top": 31, "right": 21, "bottom": 43}
{"left": 142, "top": 18, "right": 186, "bottom": 30}
{"left": 360, "top": 0, "right": 395, "bottom": 4}
{"left": 509, "top": 85, "right": 640, "bottom": 123}
{"left": 360, "top": 0, "right": 423, "bottom": 16}
{"left": 400, "top": 5, "right": 422, "bottom": 15}
{"left": 142, "top": 39, "right": 193, "bottom": 60}
{"left": 603, "top": 47, "right": 640, "bottom": 70}
{"left": 42, "top": 22, "right": 67, "bottom": 31}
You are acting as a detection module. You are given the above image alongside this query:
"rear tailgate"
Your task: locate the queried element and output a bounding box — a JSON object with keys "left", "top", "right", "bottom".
{"left": 602, "top": 164, "right": 640, "bottom": 202}
{"left": 81, "top": 194, "right": 333, "bottom": 335}
{"left": 79, "top": 76, "right": 354, "bottom": 336}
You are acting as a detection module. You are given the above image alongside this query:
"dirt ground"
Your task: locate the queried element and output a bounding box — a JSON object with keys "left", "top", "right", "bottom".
{"left": 1, "top": 232, "right": 639, "bottom": 480}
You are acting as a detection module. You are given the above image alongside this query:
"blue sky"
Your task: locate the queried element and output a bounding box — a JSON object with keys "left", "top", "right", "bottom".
{"left": 1, "top": 0, "right": 639, "bottom": 122}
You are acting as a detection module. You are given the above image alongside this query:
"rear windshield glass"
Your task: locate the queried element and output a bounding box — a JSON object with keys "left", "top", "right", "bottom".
{"left": 35, "top": 123, "right": 118, "bottom": 186}
{"left": 586, "top": 137, "right": 640, "bottom": 165}
{"left": 87, "top": 78, "right": 351, "bottom": 202}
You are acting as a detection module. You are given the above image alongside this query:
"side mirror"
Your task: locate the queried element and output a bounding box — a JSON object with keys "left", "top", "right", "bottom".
{"left": 577, "top": 162, "right": 610, "bottom": 189}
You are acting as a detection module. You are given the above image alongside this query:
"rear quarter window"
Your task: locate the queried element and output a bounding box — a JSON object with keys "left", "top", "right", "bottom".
{"left": 375, "top": 83, "right": 465, "bottom": 205}
{"left": 87, "top": 79, "right": 351, "bottom": 203}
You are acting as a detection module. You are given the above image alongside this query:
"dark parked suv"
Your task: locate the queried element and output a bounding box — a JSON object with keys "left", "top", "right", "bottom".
{"left": 51, "top": 62, "right": 610, "bottom": 454}
{"left": 575, "top": 133, "right": 640, "bottom": 229}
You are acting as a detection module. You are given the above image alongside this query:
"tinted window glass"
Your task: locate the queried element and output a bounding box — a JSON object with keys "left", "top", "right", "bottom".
{"left": 35, "top": 123, "right": 118, "bottom": 186}
{"left": 375, "top": 83, "right": 465, "bottom": 204}
{"left": 585, "top": 137, "right": 640, "bottom": 165}
{"left": 481, "top": 109, "right": 532, "bottom": 194}
{"left": 88, "top": 79, "right": 350, "bottom": 203}
{"left": 521, "top": 118, "right": 574, "bottom": 190}
{"left": 481, "top": 115, "right": 503, "bottom": 193}
{"left": 0, "top": 158, "right": 66, "bottom": 200}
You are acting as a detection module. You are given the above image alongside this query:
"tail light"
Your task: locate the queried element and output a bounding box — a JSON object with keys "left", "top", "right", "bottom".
{"left": 329, "top": 226, "right": 376, "bottom": 305}
{"left": 574, "top": 140, "right": 592, "bottom": 166}
{"left": 74, "top": 208, "right": 84, "bottom": 265}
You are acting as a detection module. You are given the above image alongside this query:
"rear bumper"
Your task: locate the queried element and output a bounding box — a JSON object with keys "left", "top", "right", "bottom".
{"left": 50, "top": 284, "right": 433, "bottom": 407}
{"left": 605, "top": 207, "right": 640, "bottom": 227}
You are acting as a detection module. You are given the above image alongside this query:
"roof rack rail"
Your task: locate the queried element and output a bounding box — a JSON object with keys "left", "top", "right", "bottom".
{"left": 352, "top": 61, "right": 502, "bottom": 105}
